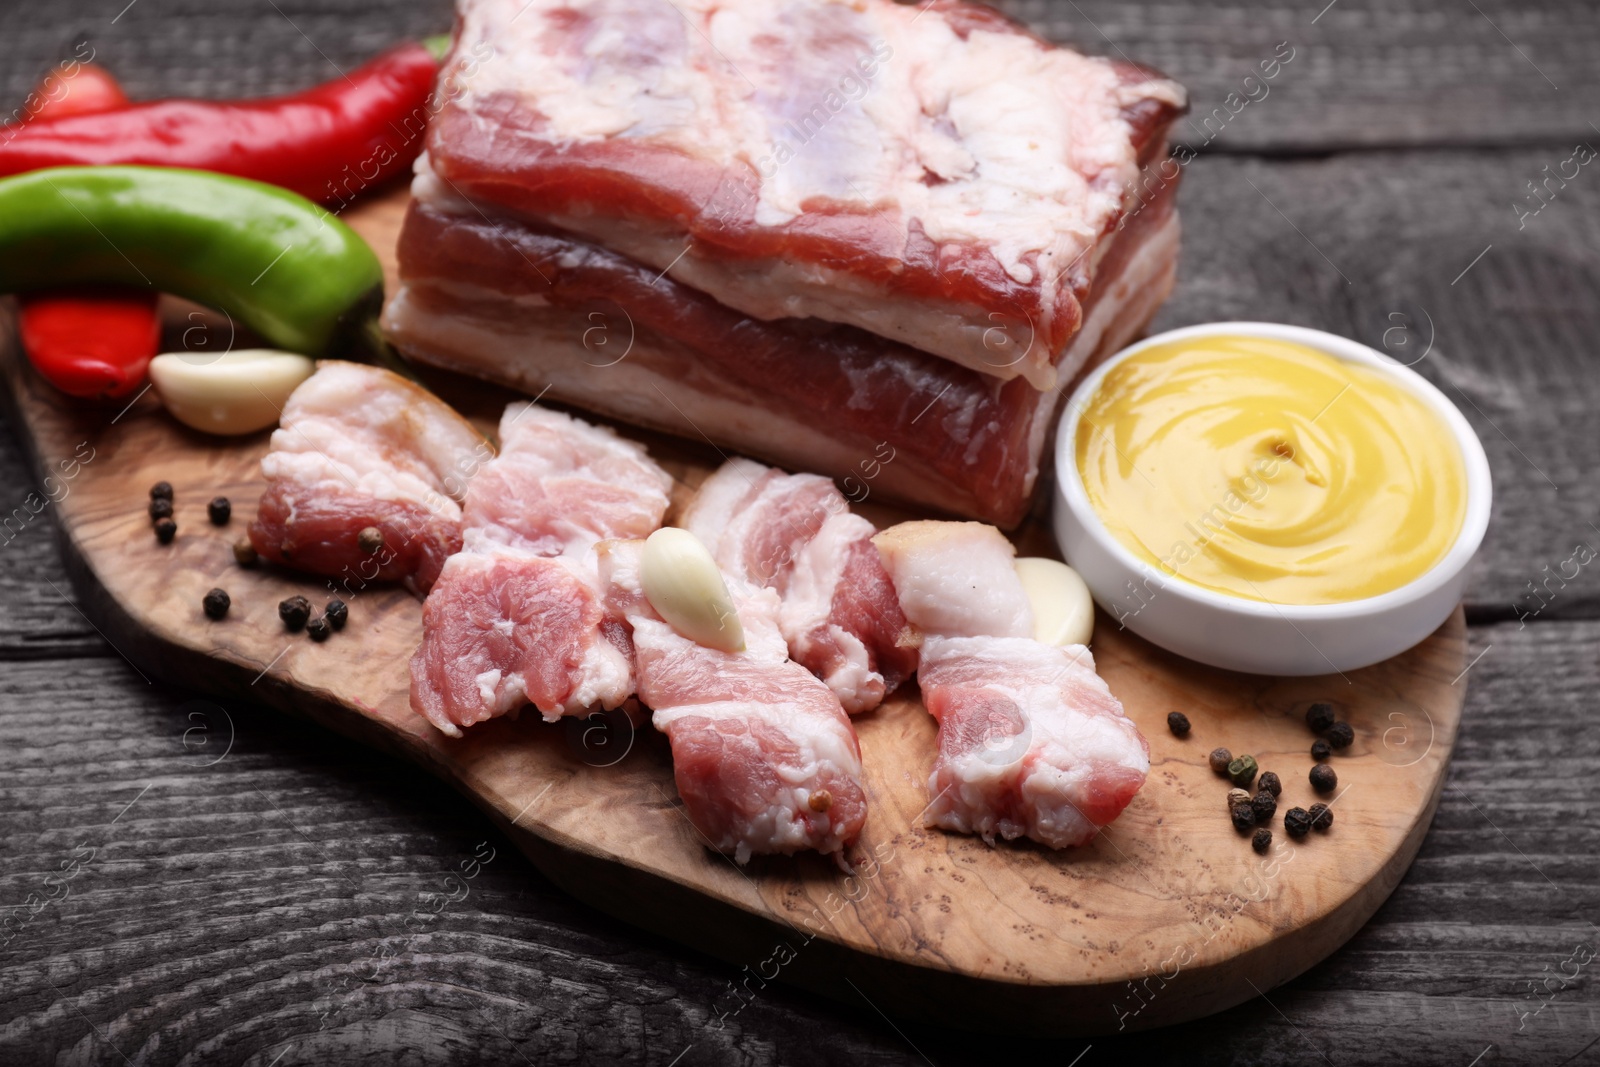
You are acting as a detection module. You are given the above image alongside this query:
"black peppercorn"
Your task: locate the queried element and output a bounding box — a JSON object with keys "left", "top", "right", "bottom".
{"left": 278, "top": 595, "right": 312, "bottom": 632}
{"left": 154, "top": 517, "right": 177, "bottom": 544}
{"left": 1257, "top": 771, "right": 1282, "bottom": 797}
{"left": 1309, "top": 803, "right": 1334, "bottom": 831}
{"left": 324, "top": 598, "right": 348, "bottom": 631}
{"left": 306, "top": 615, "right": 332, "bottom": 642}
{"left": 202, "top": 588, "right": 230, "bottom": 620}
{"left": 1252, "top": 789, "right": 1277, "bottom": 823}
{"left": 1310, "top": 763, "right": 1338, "bottom": 793}
{"left": 150, "top": 481, "right": 173, "bottom": 501}
{"left": 1167, "top": 711, "right": 1190, "bottom": 737}
{"left": 1252, "top": 828, "right": 1272, "bottom": 854}
{"left": 357, "top": 526, "right": 385, "bottom": 555}
{"left": 1311, "top": 738, "right": 1331, "bottom": 761}
{"left": 1305, "top": 701, "right": 1335, "bottom": 733}
{"left": 1230, "top": 803, "right": 1256, "bottom": 832}
{"left": 208, "top": 496, "right": 231, "bottom": 525}
{"left": 1228, "top": 754, "right": 1258, "bottom": 789}
{"left": 1326, "top": 721, "right": 1354, "bottom": 750}
{"left": 1284, "top": 807, "right": 1312, "bottom": 838}
{"left": 233, "top": 538, "right": 258, "bottom": 567}
{"left": 1209, "top": 747, "right": 1232, "bottom": 777}
{"left": 148, "top": 498, "right": 173, "bottom": 521}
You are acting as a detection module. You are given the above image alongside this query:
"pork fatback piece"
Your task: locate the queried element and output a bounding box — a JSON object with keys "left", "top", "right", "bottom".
{"left": 249, "top": 361, "right": 490, "bottom": 597}
{"left": 873, "top": 521, "right": 1148, "bottom": 847}
{"left": 599, "top": 539, "right": 867, "bottom": 864}
{"left": 683, "top": 458, "right": 917, "bottom": 714}
{"left": 423, "top": 0, "right": 1186, "bottom": 387}
{"left": 409, "top": 404, "right": 672, "bottom": 736}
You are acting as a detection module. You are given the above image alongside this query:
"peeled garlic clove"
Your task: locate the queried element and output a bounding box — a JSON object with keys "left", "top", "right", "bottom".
{"left": 1014, "top": 557, "right": 1095, "bottom": 647}
{"left": 148, "top": 349, "right": 315, "bottom": 436}
{"left": 641, "top": 527, "right": 745, "bottom": 653}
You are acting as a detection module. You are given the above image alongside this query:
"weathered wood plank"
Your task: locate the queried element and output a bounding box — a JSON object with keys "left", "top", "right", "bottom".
{"left": 3, "top": 0, "right": 1597, "bottom": 151}
{"left": 0, "top": 619, "right": 1594, "bottom": 1064}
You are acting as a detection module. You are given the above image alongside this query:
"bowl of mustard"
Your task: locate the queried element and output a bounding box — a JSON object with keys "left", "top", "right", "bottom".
{"left": 1053, "top": 322, "right": 1492, "bottom": 675}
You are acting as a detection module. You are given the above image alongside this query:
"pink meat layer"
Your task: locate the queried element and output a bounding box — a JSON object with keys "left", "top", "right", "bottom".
{"left": 684, "top": 458, "right": 917, "bottom": 713}
{"left": 409, "top": 403, "right": 672, "bottom": 736}
{"left": 427, "top": 0, "right": 1186, "bottom": 385}
{"left": 248, "top": 361, "right": 490, "bottom": 597}
{"left": 601, "top": 539, "right": 867, "bottom": 863}
{"left": 917, "top": 637, "right": 1147, "bottom": 847}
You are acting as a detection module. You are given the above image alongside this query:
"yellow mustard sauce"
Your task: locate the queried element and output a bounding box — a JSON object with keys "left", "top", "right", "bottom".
{"left": 1074, "top": 335, "right": 1467, "bottom": 605}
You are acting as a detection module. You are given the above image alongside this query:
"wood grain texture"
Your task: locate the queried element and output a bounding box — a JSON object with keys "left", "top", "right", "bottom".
{"left": 0, "top": 286, "right": 1470, "bottom": 1036}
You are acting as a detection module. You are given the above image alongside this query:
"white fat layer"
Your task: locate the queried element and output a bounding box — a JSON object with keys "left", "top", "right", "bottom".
{"left": 874, "top": 521, "right": 1033, "bottom": 638}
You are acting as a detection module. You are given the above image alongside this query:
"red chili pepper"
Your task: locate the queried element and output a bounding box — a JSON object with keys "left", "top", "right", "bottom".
{"left": 19, "top": 288, "right": 162, "bottom": 400}
{"left": 0, "top": 41, "right": 442, "bottom": 206}
{"left": 13, "top": 62, "right": 161, "bottom": 401}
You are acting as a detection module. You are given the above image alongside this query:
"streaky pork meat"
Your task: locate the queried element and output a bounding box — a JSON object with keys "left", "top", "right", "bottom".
{"left": 682, "top": 458, "right": 917, "bottom": 714}
{"left": 249, "top": 361, "right": 490, "bottom": 596}
{"left": 873, "top": 520, "right": 1148, "bottom": 847}
{"left": 598, "top": 538, "right": 867, "bottom": 864}
{"left": 423, "top": 0, "right": 1186, "bottom": 387}
{"left": 409, "top": 403, "right": 672, "bottom": 736}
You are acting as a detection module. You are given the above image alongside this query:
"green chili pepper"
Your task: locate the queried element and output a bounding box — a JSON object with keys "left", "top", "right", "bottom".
{"left": 0, "top": 165, "right": 383, "bottom": 356}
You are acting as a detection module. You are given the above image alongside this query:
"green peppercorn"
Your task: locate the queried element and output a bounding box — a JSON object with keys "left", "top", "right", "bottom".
{"left": 148, "top": 497, "right": 173, "bottom": 521}
{"left": 149, "top": 481, "right": 173, "bottom": 501}
{"left": 1258, "top": 771, "right": 1282, "bottom": 797}
{"left": 1326, "top": 721, "right": 1355, "bottom": 749}
{"left": 233, "top": 538, "right": 258, "bottom": 567}
{"left": 278, "top": 595, "right": 311, "bottom": 631}
{"left": 1305, "top": 702, "right": 1335, "bottom": 733}
{"left": 1310, "top": 763, "right": 1337, "bottom": 793}
{"left": 1252, "top": 789, "right": 1277, "bottom": 823}
{"left": 1284, "top": 807, "right": 1312, "bottom": 838}
{"left": 1231, "top": 803, "right": 1256, "bottom": 832}
{"left": 1167, "top": 711, "right": 1191, "bottom": 737}
{"left": 1252, "top": 827, "right": 1272, "bottom": 854}
{"left": 306, "top": 615, "right": 332, "bottom": 642}
{"left": 1228, "top": 754, "right": 1258, "bottom": 788}
{"left": 202, "top": 587, "right": 230, "bottom": 620}
{"left": 324, "top": 598, "right": 348, "bottom": 631}
{"left": 1209, "top": 747, "right": 1232, "bottom": 777}
{"left": 1309, "top": 803, "right": 1333, "bottom": 831}
{"left": 208, "top": 496, "right": 231, "bottom": 525}
{"left": 1311, "top": 739, "right": 1331, "bottom": 761}
{"left": 154, "top": 517, "right": 177, "bottom": 544}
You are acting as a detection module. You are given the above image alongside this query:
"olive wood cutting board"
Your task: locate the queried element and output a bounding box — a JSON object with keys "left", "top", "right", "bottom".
{"left": 0, "top": 188, "right": 1467, "bottom": 1036}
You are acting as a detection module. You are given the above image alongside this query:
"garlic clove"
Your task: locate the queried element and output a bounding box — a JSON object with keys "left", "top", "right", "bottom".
{"left": 148, "top": 349, "right": 315, "bottom": 436}
{"left": 640, "top": 527, "right": 745, "bottom": 653}
{"left": 1014, "top": 557, "right": 1095, "bottom": 647}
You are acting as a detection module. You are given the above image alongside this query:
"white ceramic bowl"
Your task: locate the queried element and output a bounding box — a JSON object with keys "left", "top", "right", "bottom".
{"left": 1053, "top": 321, "right": 1492, "bottom": 676}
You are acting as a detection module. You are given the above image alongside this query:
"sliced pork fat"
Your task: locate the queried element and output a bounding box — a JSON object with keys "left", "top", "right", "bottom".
{"left": 249, "top": 361, "right": 490, "bottom": 597}
{"left": 874, "top": 520, "right": 1148, "bottom": 847}
{"left": 683, "top": 458, "right": 917, "bottom": 714}
{"left": 409, "top": 403, "right": 672, "bottom": 736}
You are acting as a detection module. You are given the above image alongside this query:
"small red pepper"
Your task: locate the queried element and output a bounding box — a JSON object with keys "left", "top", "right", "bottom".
{"left": 14, "top": 62, "right": 161, "bottom": 401}
{"left": 19, "top": 288, "right": 162, "bottom": 399}
{"left": 0, "top": 41, "right": 443, "bottom": 206}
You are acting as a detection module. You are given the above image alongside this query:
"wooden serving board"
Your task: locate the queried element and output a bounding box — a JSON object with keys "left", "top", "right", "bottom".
{"left": 0, "top": 190, "right": 1466, "bottom": 1037}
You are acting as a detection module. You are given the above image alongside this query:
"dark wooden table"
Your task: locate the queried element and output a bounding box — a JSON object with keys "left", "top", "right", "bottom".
{"left": 3, "top": 1, "right": 1598, "bottom": 1064}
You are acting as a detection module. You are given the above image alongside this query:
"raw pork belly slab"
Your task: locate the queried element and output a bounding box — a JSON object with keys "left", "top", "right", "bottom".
{"left": 386, "top": 0, "right": 1186, "bottom": 527}
{"left": 423, "top": 0, "right": 1186, "bottom": 388}
{"left": 874, "top": 521, "right": 1148, "bottom": 847}
{"left": 683, "top": 458, "right": 917, "bottom": 714}
{"left": 599, "top": 539, "right": 867, "bottom": 863}
{"left": 249, "top": 361, "right": 489, "bottom": 596}
{"left": 410, "top": 403, "right": 672, "bottom": 736}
